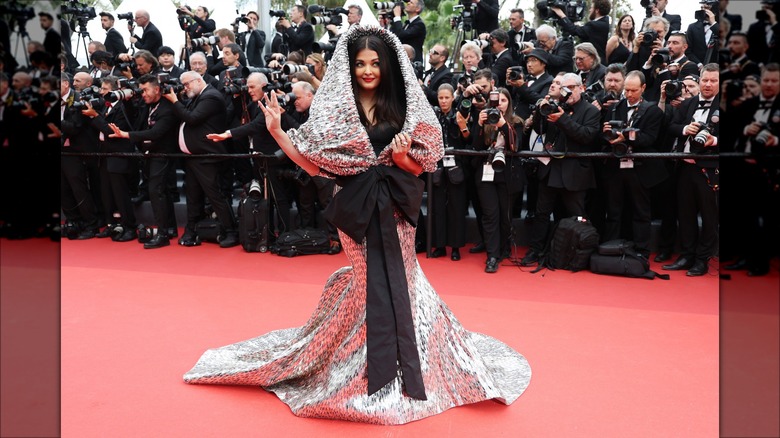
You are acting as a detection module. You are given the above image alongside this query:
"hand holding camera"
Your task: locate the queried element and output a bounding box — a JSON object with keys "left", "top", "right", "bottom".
{"left": 683, "top": 122, "right": 702, "bottom": 136}
{"left": 745, "top": 121, "right": 765, "bottom": 136}
{"left": 80, "top": 100, "right": 99, "bottom": 118}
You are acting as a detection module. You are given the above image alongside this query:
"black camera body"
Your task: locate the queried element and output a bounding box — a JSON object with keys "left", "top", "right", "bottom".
{"left": 374, "top": 1, "right": 408, "bottom": 17}
{"left": 692, "top": 110, "right": 719, "bottom": 149}
{"left": 277, "top": 166, "right": 312, "bottom": 187}
{"left": 582, "top": 81, "right": 604, "bottom": 103}
{"left": 157, "top": 73, "right": 184, "bottom": 94}
{"left": 485, "top": 90, "right": 502, "bottom": 125}
{"left": 191, "top": 34, "right": 219, "bottom": 47}
{"left": 458, "top": 66, "right": 478, "bottom": 88}
{"left": 116, "top": 11, "right": 134, "bottom": 24}
{"left": 0, "top": 1, "right": 36, "bottom": 22}
{"left": 651, "top": 48, "right": 671, "bottom": 67}
{"left": 641, "top": 29, "right": 659, "bottom": 46}
{"left": 176, "top": 5, "right": 192, "bottom": 15}
{"left": 269, "top": 10, "right": 287, "bottom": 18}
{"left": 508, "top": 66, "right": 524, "bottom": 82}
{"left": 117, "top": 60, "right": 137, "bottom": 71}
{"left": 536, "top": 0, "right": 585, "bottom": 22}
{"left": 640, "top": 0, "right": 657, "bottom": 18}
{"left": 664, "top": 80, "right": 684, "bottom": 100}
{"left": 62, "top": 0, "right": 96, "bottom": 20}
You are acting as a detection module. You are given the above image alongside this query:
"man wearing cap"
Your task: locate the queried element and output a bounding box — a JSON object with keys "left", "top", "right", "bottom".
{"left": 99, "top": 12, "right": 127, "bottom": 57}
{"left": 507, "top": 48, "right": 553, "bottom": 119}
{"left": 157, "top": 46, "right": 185, "bottom": 79}
{"left": 38, "top": 12, "right": 60, "bottom": 60}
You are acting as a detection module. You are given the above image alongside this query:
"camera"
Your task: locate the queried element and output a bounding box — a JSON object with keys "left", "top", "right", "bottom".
{"left": 412, "top": 61, "right": 425, "bottom": 80}
{"left": 603, "top": 120, "right": 639, "bottom": 157}
{"left": 277, "top": 166, "right": 312, "bottom": 187}
{"left": 0, "top": 1, "right": 36, "bottom": 22}
{"left": 458, "top": 66, "right": 478, "bottom": 88}
{"left": 282, "top": 63, "right": 315, "bottom": 75}
{"left": 508, "top": 66, "right": 524, "bottom": 81}
{"left": 582, "top": 81, "right": 604, "bottom": 103}
{"left": 641, "top": 29, "right": 659, "bottom": 46}
{"left": 651, "top": 48, "right": 671, "bottom": 67}
{"left": 70, "top": 96, "right": 103, "bottom": 110}
{"left": 490, "top": 148, "right": 506, "bottom": 171}
{"left": 269, "top": 10, "right": 287, "bottom": 18}
{"left": 694, "top": 0, "right": 719, "bottom": 22}
{"left": 61, "top": 1, "right": 97, "bottom": 20}
{"left": 117, "top": 60, "right": 137, "bottom": 71}
{"left": 536, "top": 0, "right": 586, "bottom": 22}
{"left": 451, "top": 0, "right": 475, "bottom": 32}
{"left": 485, "top": 90, "right": 501, "bottom": 125}
{"left": 157, "top": 73, "right": 184, "bottom": 94}
{"left": 604, "top": 120, "right": 627, "bottom": 141}
{"left": 116, "top": 12, "right": 134, "bottom": 24}
{"left": 691, "top": 110, "right": 719, "bottom": 149}
{"left": 104, "top": 88, "right": 137, "bottom": 103}
{"left": 312, "top": 38, "right": 339, "bottom": 57}
{"left": 191, "top": 34, "right": 219, "bottom": 47}
{"left": 463, "top": 38, "right": 490, "bottom": 50}
{"left": 247, "top": 179, "right": 263, "bottom": 200}
{"left": 664, "top": 80, "right": 684, "bottom": 100}
{"left": 309, "top": 5, "right": 347, "bottom": 26}
{"left": 277, "top": 92, "right": 297, "bottom": 106}
{"left": 176, "top": 5, "right": 192, "bottom": 15}
{"left": 640, "top": 0, "right": 657, "bottom": 18}
{"left": 725, "top": 79, "right": 745, "bottom": 102}
{"left": 374, "top": 1, "right": 408, "bottom": 15}
{"left": 754, "top": 125, "right": 774, "bottom": 148}
{"left": 312, "top": 14, "right": 342, "bottom": 25}
{"left": 538, "top": 100, "right": 559, "bottom": 117}
{"left": 458, "top": 98, "right": 472, "bottom": 117}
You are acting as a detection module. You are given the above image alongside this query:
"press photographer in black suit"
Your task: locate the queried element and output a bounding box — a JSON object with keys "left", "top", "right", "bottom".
{"left": 684, "top": 2, "right": 720, "bottom": 65}
{"left": 532, "top": 24, "right": 574, "bottom": 77}
{"left": 573, "top": 42, "right": 606, "bottom": 88}
{"left": 645, "top": 0, "right": 681, "bottom": 36}
{"left": 662, "top": 63, "right": 720, "bottom": 276}
{"left": 599, "top": 71, "right": 666, "bottom": 258}
{"left": 277, "top": 5, "right": 315, "bottom": 56}
{"left": 637, "top": 31, "right": 700, "bottom": 103}
{"left": 488, "top": 29, "right": 517, "bottom": 89}
{"left": 166, "top": 71, "right": 239, "bottom": 248}
{"left": 389, "top": 0, "right": 426, "bottom": 64}
{"left": 626, "top": 16, "right": 669, "bottom": 74}
{"left": 128, "top": 10, "right": 163, "bottom": 55}
{"left": 421, "top": 44, "right": 453, "bottom": 107}
{"left": 506, "top": 48, "right": 553, "bottom": 120}
{"left": 99, "top": 13, "right": 127, "bottom": 57}
{"left": 177, "top": 5, "right": 216, "bottom": 40}
{"left": 508, "top": 9, "right": 536, "bottom": 58}
{"left": 520, "top": 72, "right": 601, "bottom": 266}
{"left": 472, "top": 0, "right": 499, "bottom": 35}
{"left": 108, "top": 74, "right": 181, "bottom": 249}
{"left": 244, "top": 11, "right": 267, "bottom": 68}
{"left": 552, "top": 0, "right": 611, "bottom": 66}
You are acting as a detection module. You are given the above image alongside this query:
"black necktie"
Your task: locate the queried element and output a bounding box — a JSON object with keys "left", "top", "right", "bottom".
{"left": 698, "top": 100, "right": 712, "bottom": 109}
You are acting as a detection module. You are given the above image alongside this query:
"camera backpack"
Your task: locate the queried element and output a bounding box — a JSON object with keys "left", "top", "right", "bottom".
{"left": 533, "top": 216, "right": 600, "bottom": 273}
{"left": 271, "top": 228, "right": 331, "bottom": 257}
{"left": 237, "top": 195, "right": 269, "bottom": 253}
{"left": 589, "top": 240, "right": 670, "bottom": 280}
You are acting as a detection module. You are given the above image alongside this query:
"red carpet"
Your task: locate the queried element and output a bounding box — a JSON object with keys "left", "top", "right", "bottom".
{"left": 53, "top": 236, "right": 723, "bottom": 436}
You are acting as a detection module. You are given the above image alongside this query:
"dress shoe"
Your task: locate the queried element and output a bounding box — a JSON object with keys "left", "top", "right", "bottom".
{"left": 114, "top": 228, "right": 137, "bottom": 242}
{"left": 328, "top": 239, "right": 342, "bottom": 255}
{"left": 520, "top": 250, "right": 539, "bottom": 266}
{"left": 96, "top": 225, "right": 116, "bottom": 238}
{"left": 485, "top": 257, "right": 499, "bottom": 273}
{"left": 131, "top": 193, "right": 150, "bottom": 204}
{"left": 430, "top": 247, "right": 446, "bottom": 258}
{"left": 218, "top": 232, "right": 240, "bottom": 248}
{"left": 451, "top": 248, "right": 461, "bottom": 261}
{"left": 76, "top": 229, "right": 97, "bottom": 240}
{"left": 178, "top": 232, "right": 201, "bottom": 247}
{"left": 662, "top": 256, "right": 694, "bottom": 271}
{"left": 724, "top": 258, "right": 749, "bottom": 271}
{"left": 469, "top": 242, "right": 486, "bottom": 254}
{"left": 686, "top": 260, "right": 709, "bottom": 276}
{"left": 166, "top": 227, "right": 179, "bottom": 238}
{"left": 653, "top": 251, "right": 672, "bottom": 263}
{"left": 144, "top": 234, "right": 170, "bottom": 249}
{"left": 747, "top": 266, "right": 770, "bottom": 277}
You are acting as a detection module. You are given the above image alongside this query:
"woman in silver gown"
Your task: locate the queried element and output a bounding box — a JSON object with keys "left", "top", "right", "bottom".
{"left": 184, "top": 25, "right": 531, "bottom": 425}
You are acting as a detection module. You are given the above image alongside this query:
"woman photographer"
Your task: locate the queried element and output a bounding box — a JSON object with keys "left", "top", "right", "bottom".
{"left": 177, "top": 6, "right": 216, "bottom": 41}
{"left": 472, "top": 87, "right": 525, "bottom": 273}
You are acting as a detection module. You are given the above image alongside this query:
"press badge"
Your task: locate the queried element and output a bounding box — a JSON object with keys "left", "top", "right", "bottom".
{"left": 442, "top": 155, "right": 456, "bottom": 167}
{"left": 532, "top": 135, "right": 550, "bottom": 165}
{"left": 620, "top": 158, "right": 634, "bottom": 168}
{"left": 482, "top": 163, "right": 495, "bottom": 181}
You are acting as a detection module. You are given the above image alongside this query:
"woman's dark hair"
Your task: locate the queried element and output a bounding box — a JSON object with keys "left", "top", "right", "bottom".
{"left": 348, "top": 34, "right": 406, "bottom": 131}
{"left": 483, "top": 87, "right": 521, "bottom": 150}
{"left": 615, "top": 14, "right": 636, "bottom": 44}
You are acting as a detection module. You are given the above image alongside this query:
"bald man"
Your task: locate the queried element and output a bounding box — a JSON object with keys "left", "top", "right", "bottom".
{"left": 128, "top": 9, "right": 163, "bottom": 54}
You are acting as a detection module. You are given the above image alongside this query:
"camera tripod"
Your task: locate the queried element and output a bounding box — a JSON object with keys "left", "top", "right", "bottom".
{"left": 12, "top": 19, "right": 32, "bottom": 66}
{"left": 448, "top": 21, "right": 475, "bottom": 72}
{"left": 72, "top": 20, "right": 93, "bottom": 66}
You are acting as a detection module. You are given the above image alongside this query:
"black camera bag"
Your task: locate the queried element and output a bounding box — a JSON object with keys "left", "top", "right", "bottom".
{"left": 271, "top": 228, "right": 331, "bottom": 257}
{"left": 589, "top": 240, "right": 670, "bottom": 280}
{"left": 196, "top": 217, "right": 220, "bottom": 243}
{"left": 534, "top": 216, "right": 599, "bottom": 272}
{"left": 237, "top": 195, "right": 269, "bottom": 253}
{"left": 597, "top": 239, "right": 635, "bottom": 256}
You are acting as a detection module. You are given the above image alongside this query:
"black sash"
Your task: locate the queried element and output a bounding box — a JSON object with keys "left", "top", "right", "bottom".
{"left": 324, "top": 165, "right": 427, "bottom": 400}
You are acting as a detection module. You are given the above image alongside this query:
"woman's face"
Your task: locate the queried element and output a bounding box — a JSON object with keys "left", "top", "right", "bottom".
{"left": 354, "top": 48, "right": 381, "bottom": 92}
{"left": 438, "top": 89, "right": 453, "bottom": 113}
{"left": 620, "top": 17, "right": 633, "bottom": 32}
{"left": 306, "top": 56, "right": 323, "bottom": 75}
{"left": 744, "top": 78, "right": 761, "bottom": 97}
{"left": 498, "top": 93, "right": 510, "bottom": 113}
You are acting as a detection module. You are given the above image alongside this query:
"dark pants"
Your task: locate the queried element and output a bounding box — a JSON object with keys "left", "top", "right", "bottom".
{"left": 431, "top": 172, "right": 467, "bottom": 249}
{"left": 477, "top": 177, "right": 517, "bottom": 259}
{"left": 676, "top": 162, "right": 719, "bottom": 262}
{"left": 149, "top": 158, "right": 178, "bottom": 230}
{"left": 99, "top": 160, "right": 136, "bottom": 229}
{"left": 603, "top": 169, "right": 652, "bottom": 257}
{"left": 184, "top": 159, "right": 236, "bottom": 232}
{"left": 651, "top": 165, "right": 677, "bottom": 255}
{"left": 529, "top": 182, "right": 587, "bottom": 252}
{"left": 297, "top": 175, "right": 339, "bottom": 240}
{"left": 61, "top": 155, "right": 98, "bottom": 230}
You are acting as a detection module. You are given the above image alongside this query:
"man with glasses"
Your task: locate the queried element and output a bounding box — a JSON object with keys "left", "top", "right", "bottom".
{"left": 573, "top": 42, "right": 605, "bottom": 88}
{"left": 520, "top": 72, "right": 601, "bottom": 266}
{"left": 422, "top": 44, "right": 453, "bottom": 107}
{"left": 390, "top": 0, "right": 426, "bottom": 64}
{"left": 531, "top": 24, "right": 574, "bottom": 77}
{"left": 128, "top": 10, "right": 163, "bottom": 55}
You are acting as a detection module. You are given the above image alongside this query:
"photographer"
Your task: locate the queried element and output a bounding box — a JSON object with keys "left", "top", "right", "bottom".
{"left": 189, "top": 51, "right": 219, "bottom": 87}
{"left": 488, "top": 29, "right": 517, "bottom": 89}
{"left": 117, "top": 49, "right": 160, "bottom": 79}
{"left": 720, "top": 32, "right": 761, "bottom": 81}
{"left": 429, "top": 84, "right": 468, "bottom": 262}
{"left": 158, "top": 46, "right": 185, "bottom": 79}
{"left": 591, "top": 63, "right": 625, "bottom": 113}
{"left": 553, "top": 0, "right": 611, "bottom": 66}
{"left": 207, "top": 73, "right": 296, "bottom": 241}
{"left": 165, "top": 71, "right": 239, "bottom": 248}
{"left": 472, "top": 0, "right": 499, "bottom": 36}
{"left": 325, "top": 4, "right": 363, "bottom": 36}
{"left": 472, "top": 87, "right": 525, "bottom": 273}
{"left": 599, "top": 71, "right": 666, "bottom": 258}
{"left": 662, "top": 63, "right": 720, "bottom": 276}
{"left": 573, "top": 42, "right": 606, "bottom": 88}
{"left": 684, "top": 0, "right": 720, "bottom": 65}
{"left": 277, "top": 5, "right": 315, "bottom": 56}
{"left": 625, "top": 16, "right": 669, "bottom": 74}
{"left": 107, "top": 74, "right": 181, "bottom": 248}
{"left": 38, "top": 12, "right": 60, "bottom": 60}
{"left": 645, "top": 0, "right": 681, "bottom": 35}
{"left": 507, "top": 9, "right": 536, "bottom": 63}
{"left": 389, "top": 0, "right": 426, "bottom": 64}
{"left": 98, "top": 12, "right": 127, "bottom": 57}
{"left": 519, "top": 72, "right": 601, "bottom": 266}
{"left": 534, "top": 24, "right": 574, "bottom": 77}
{"left": 80, "top": 76, "right": 138, "bottom": 242}
{"left": 128, "top": 10, "right": 163, "bottom": 55}
{"left": 506, "top": 48, "right": 552, "bottom": 119}
{"left": 205, "top": 29, "right": 247, "bottom": 77}
{"left": 177, "top": 5, "right": 216, "bottom": 40}
{"left": 641, "top": 31, "right": 700, "bottom": 102}
{"left": 244, "top": 11, "right": 267, "bottom": 68}
{"left": 746, "top": 1, "right": 778, "bottom": 64}
{"left": 422, "top": 45, "right": 453, "bottom": 106}
{"left": 451, "top": 42, "right": 485, "bottom": 97}
{"left": 60, "top": 72, "right": 101, "bottom": 239}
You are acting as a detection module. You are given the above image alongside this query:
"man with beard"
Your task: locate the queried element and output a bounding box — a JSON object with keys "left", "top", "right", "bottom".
{"left": 38, "top": 12, "right": 60, "bottom": 60}
{"left": 99, "top": 12, "right": 127, "bottom": 57}
{"left": 421, "top": 44, "right": 453, "bottom": 107}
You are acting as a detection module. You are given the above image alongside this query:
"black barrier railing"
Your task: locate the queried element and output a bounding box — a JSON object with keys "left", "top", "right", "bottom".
{"left": 60, "top": 149, "right": 761, "bottom": 257}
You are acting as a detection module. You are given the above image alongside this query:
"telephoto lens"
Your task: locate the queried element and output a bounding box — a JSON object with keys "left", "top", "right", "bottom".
{"left": 491, "top": 149, "right": 506, "bottom": 172}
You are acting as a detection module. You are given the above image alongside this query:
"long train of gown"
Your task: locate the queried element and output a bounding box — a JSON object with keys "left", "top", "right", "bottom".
{"left": 184, "top": 209, "right": 532, "bottom": 425}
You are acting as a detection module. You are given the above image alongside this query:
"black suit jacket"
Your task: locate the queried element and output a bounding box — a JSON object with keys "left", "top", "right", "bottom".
{"left": 473, "top": 0, "right": 499, "bottom": 35}
{"left": 246, "top": 29, "right": 267, "bottom": 67}
{"left": 730, "top": 96, "right": 780, "bottom": 154}
{"left": 546, "top": 39, "right": 575, "bottom": 77}
{"left": 722, "top": 12, "right": 742, "bottom": 32}
{"left": 644, "top": 56, "right": 700, "bottom": 102}
{"left": 127, "top": 98, "right": 180, "bottom": 154}
{"left": 491, "top": 50, "right": 517, "bottom": 89}
{"left": 558, "top": 15, "right": 610, "bottom": 65}
{"left": 685, "top": 20, "right": 719, "bottom": 65}
{"left": 170, "top": 86, "right": 228, "bottom": 161}
{"left": 133, "top": 22, "right": 163, "bottom": 54}
{"left": 663, "top": 12, "right": 682, "bottom": 34}
{"left": 669, "top": 95, "right": 720, "bottom": 168}
{"left": 538, "top": 98, "right": 602, "bottom": 191}
{"left": 391, "top": 17, "right": 426, "bottom": 64}
{"left": 104, "top": 28, "right": 127, "bottom": 57}
{"left": 90, "top": 100, "right": 136, "bottom": 173}
{"left": 61, "top": 91, "right": 99, "bottom": 153}
{"left": 746, "top": 20, "right": 772, "bottom": 63}
{"left": 230, "top": 101, "right": 284, "bottom": 156}
{"left": 580, "top": 63, "right": 606, "bottom": 88}
{"left": 284, "top": 22, "right": 315, "bottom": 55}
{"left": 43, "top": 28, "right": 60, "bottom": 59}
{"left": 601, "top": 100, "right": 667, "bottom": 188}
{"left": 422, "top": 65, "right": 454, "bottom": 106}
{"left": 512, "top": 72, "right": 553, "bottom": 119}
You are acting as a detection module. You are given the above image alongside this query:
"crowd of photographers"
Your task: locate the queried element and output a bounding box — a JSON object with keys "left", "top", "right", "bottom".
{"left": 1, "top": 0, "right": 778, "bottom": 276}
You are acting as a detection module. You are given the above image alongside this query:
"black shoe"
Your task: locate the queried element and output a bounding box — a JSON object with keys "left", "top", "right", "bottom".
{"left": 131, "top": 193, "right": 150, "bottom": 204}
{"left": 328, "top": 239, "right": 342, "bottom": 255}
{"left": 114, "top": 228, "right": 137, "bottom": 242}
{"left": 469, "top": 242, "right": 486, "bottom": 253}
{"left": 520, "top": 250, "right": 539, "bottom": 266}
{"left": 96, "top": 225, "right": 115, "bottom": 238}
{"left": 724, "top": 258, "right": 749, "bottom": 271}
{"left": 485, "top": 257, "right": 499, "bottom": 273}
{"left": 76, "top": 229, "right": 97, "bottom": 240}
{"left": 451, "top": 248, "right": 461, "bottom": 261}
{"left": 686, "top": 260, "right": 709, "bottom": 276}
{"left": 663, "top": 256, "right": 694, "bottom": 271}
{"left": 415, "top": 241, "right": 426, "bottom": 253}
{"left": 430, "top": 247, "right": 446, "bottom": 258}
{"left": 166, "top": 227, "right": 179, "bottom": 238}
{"left": 178, "top": 232, "right": 201, "bottom": 247}
{"left": 218, "top": 232, "right": 239, "bottom": 248}
{"left": 144, "top": 234, "right": 170, "bottom": 249}
{"left": 653, "top": 251, "right": 672, "bottom": 263}
{"left": 747, "top": 267, "right": 770, "bottom": 277}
